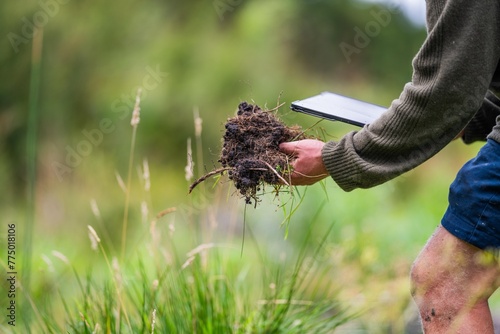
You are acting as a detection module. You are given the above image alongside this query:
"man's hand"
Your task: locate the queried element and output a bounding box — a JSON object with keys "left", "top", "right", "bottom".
{"left": 279, "top": 139, "right": 329, "bottom": 185}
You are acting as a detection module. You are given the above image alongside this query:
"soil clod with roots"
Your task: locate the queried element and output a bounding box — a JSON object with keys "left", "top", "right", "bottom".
{"left": 189, "top": 101, "right": 306, "bottom": 204}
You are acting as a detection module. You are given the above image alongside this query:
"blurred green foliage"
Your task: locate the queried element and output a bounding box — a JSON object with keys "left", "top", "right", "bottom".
{"left": 1, "top": 0, "right": 426, "bottom": 200}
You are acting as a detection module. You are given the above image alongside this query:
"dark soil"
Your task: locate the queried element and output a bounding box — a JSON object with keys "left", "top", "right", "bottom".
{"left": 189, "top": 101, "right": 305, "bottom": 204}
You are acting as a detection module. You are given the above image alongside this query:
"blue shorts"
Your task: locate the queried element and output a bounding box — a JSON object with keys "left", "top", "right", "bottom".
{"left": 441, "top": 139, "right": 500, "bottom": 250}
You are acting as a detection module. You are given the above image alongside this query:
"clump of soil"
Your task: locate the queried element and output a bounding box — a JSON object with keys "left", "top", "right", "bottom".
{"left": 189, "top": 101, "right": 305, "bottom": 204}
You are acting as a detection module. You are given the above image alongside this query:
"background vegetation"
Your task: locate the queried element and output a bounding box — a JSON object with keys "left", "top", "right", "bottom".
{"left": 1, "top": 0, "right": 497, "bottom": 332}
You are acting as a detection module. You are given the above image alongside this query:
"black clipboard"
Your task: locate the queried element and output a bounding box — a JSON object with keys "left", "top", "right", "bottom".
{"left": 290, "top": 91, "right": 386, "bottom": 127}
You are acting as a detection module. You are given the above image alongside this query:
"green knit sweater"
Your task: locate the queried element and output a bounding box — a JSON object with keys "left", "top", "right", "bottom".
{"left": 322, "top": 0, "right": 500, "bottom": 192}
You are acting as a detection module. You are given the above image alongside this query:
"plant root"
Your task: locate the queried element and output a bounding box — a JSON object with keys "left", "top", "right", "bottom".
{"left": 188, "top": 167, "right": 232, "bottom": 194}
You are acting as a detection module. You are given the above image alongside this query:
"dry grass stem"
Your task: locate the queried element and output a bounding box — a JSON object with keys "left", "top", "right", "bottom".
{"left": 121, "top": 88, "right": 143, "bottom": 260}
{"left": 151, "top": 309, "right": 157, "bottom": 334}
{"left": 186, "top": 243, "right": 216, "bottom": 258}
{"left": 194, "top": 107, "right": 203, "bottom": 138}
{"left": 90, "top": 198, "right": 101, "bottom": 219}
{"left": 262, "top": 161, "right": 290, "bottom": 186}
{"left": 188, "top": 167, "right": 232, "bottom": 193}
{"left": 143, "top": 158, "right": 151, "bottom": 192}
{"left": 41, "top": 254, "right": 54, "bottom": 272}
{"left": 115, "top": 170, "right": 127, "bottom": 193}
{"left": 51, "top": 250, "right": 69, "bottom": 264}
{"left": 264, "top": 101, "right": 286, "bottom": 113}
{"left": 88, "top": 225, "right": 101, "bottom": 251}
{"left": 155, "top": 207, "right": 177, "bottom": 220}
{"left": 149, "top": 207, "right": 177, "bottom": 245}
{"left": 257, "top": 299, "right": 313, "bottom": 306}
{"left": 293, "top": 170, "right": 329, "bottom": 179}
{"left": 193, "top": 107, "right": 205, "bottom": 180}
{"left": 181, "top": 256, "right": 196, "bottom": 270}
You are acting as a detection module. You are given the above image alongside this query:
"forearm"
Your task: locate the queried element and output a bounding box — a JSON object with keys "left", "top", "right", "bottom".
{"left": 322, "top": 0, "right": 500, "bottom": 192}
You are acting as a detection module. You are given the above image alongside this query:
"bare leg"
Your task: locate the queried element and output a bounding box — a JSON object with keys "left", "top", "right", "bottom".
{"left": 410, "top": 225, "right": 500, "bottom": 333}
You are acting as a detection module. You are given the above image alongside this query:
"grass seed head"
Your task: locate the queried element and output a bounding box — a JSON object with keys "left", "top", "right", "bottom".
{"left": 131, "top": 88, "right": 142, "bottom": 127}
{"left": 90, "top": 198, "right": 101, "bottom": 219}
{"left": 185, "top": 137, "right": 194, "bottom": 181}
{"left": 88, "top": 225, "right": 101, "bottom": 250}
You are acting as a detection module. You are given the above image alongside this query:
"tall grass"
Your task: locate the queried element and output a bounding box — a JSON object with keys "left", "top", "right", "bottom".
{"left": 23, "top": 26, "right": 44, "bottom": 333}
{"left": 56, "top": 220, "right": 354, "bottom": 334}
{"left": 121, "top": 88, "right": 143, "bottom": 260}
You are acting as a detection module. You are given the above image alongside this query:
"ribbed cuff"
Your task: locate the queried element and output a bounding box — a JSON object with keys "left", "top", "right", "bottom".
{"left": 321, "top": 136, "right": 360, "bottom": 192}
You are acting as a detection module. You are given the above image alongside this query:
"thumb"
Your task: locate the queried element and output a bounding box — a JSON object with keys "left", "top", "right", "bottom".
{"left": 279, "top": 141, "right": 298, "bottom": 156}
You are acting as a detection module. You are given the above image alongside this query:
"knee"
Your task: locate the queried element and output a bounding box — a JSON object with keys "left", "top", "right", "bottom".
{"left": 409, "top": 256, "right": 451, "bottom": 305}
{"left": 409, "top": 257, "right": 461, "bottom": 324}
{"left": 409, "top": 254, "right": 475, "bottom": 318}
{"left": 409, "top": 257, "right": 429, "bottom": 301}
{"left": 410, "top": 252, "right": 498, "bottom": 304}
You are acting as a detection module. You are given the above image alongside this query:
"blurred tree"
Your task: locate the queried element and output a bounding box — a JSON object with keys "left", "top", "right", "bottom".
{"left": 0, "top": 0, "right": 426, "bottom": 201}
{"left": 288, "top": 0, "right": 426, "bottom": 92}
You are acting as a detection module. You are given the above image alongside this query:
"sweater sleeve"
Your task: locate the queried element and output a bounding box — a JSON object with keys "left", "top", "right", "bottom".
{"left": 322, "top": 0, "right": 500, "bottom": 192}
{"left": 462, "top": 90, "right": 500, "bottom": 144}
